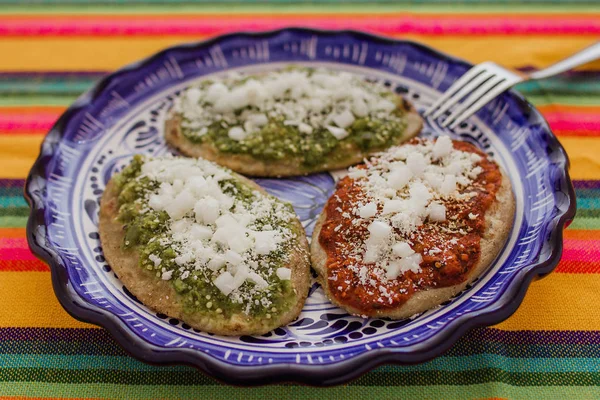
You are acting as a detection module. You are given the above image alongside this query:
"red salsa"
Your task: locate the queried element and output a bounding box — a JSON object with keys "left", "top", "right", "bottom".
{"left": 318, "top": 140, "right": 503, "bottom": 315}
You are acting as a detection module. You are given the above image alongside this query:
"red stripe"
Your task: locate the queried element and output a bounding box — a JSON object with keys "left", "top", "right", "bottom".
{"left": 555, "top": 259, "right": 600, "bottom": 274}
{"left": 0, "top": 238, "right": 597, "bottom": 272}
{"left": 1, "top": 110, "right": 599, "bottom": 136}
{"left": 560, "top": 238, "right": 600, "bottom": 263}
{"left": 0, "top": 15, "right": 599, "bottom": 37}
{"left": 543, "top": 111, "right": 600, "bottom": 136}
{"left": 1, "top": 258, "right": 596, "bottom": 273}
{"left": 0, "top": 112, "right": 59, "bottom": 133}
{"left": 0, "top": 247, "right": 38, "bottom": 262}
{"left": 0, "top": 259, "right": 49, "bottom": 272}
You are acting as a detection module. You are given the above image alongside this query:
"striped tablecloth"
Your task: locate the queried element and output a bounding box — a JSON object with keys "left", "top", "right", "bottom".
{"left": 1, "top": 1, "right": 599, "bottom": 398}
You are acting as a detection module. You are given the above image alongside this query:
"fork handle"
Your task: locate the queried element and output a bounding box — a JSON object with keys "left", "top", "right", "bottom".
{"left": 529, "top": 41, "right": 600, "bottom": 80}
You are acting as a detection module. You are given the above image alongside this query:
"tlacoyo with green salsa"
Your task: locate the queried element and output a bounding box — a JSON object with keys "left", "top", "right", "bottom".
{"left": 99, "top": 155, "right": 311, "bottom": 335}
{"left": 165, "top": 67, "right": 423, "bottom": 177}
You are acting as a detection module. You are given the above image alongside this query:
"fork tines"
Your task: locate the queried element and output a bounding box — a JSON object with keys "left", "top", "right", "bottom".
{"left": 425, "top": 62, "right": 523, "bottom": 129}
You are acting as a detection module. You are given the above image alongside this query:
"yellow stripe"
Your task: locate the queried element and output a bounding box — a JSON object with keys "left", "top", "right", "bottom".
{"left": 0, "top": 137, "right": 595, "bottom": 181}
{"left": 0, "top": 135, "right": 44, "bottom": 179}
{"left": 0, "top": 36, "right": 597, "bottom": 71}
{"left": 0, "top": 272, "right": 97, "bottom": 329}
{"left": 1, "top": 271, "right": 598, "bottom": 330}
{"left": 558, "top": 137, "right": 600, "bottom": 180}
{"left": 0, "top": 135, "right": 593, "bottom": 180}
{"left": 494, "top": 273, "right": 600, "bottom": 331}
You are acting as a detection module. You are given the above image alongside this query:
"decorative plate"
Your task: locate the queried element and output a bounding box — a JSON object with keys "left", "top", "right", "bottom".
{"left": 25, "top": 28, "right": 576, "bottom": 386}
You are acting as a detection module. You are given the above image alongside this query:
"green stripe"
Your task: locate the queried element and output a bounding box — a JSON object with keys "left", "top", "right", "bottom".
{"left": 2, "top": 94, "right": 599, "bottom": 108}
{"left": 2, "top": 76, "right": 600, "bottom": 97}
{"left": 0, "top": 0, "right": 593, "bottom": 3}
{"left": 572, "top": 188, "right": 600, "bottom": 225}
{"left": 517, "top": 80, "right": 600, "bottom": 96}
{"left": 0, "top": 215, "right": 592, "bottom": 233}
{"left": 0, "top": 189, "right": 593, "bottom": 220}
{"left": 577, "top": 209, "right": 600, "bottom": 218}
{"left": 570, "top": 217, "right": 600, "bottom": 230}
{"left": 0, "top": 354, "right": 189, "bottom": 372}
{"left": 1, "top": 381, "right": 600, "bottom": 400}
{"left": 2, "top": 353, "right": 600, "bottom": 373}
{"left": 2, "top": 367, "right": 600, "bottom": 386}
{"left": 525, "top": 94, "right": 600, "bottom": 107}
{"left": 0, "top": 215, "right": 27, "bottom": 228}
{"left": 0, "top": 77, "right": 96, "bottom": 96}
{"left": 0, "top": 339, "right": 128, "bottom": 357}
{"left": 0, "top": 2, "right": 598, "bottom": 15}
{"left": 0, "top": 207, "right": 28, "bottom": 217}
{"left": 0, "top": 94, "right": 78, "bottom": 107}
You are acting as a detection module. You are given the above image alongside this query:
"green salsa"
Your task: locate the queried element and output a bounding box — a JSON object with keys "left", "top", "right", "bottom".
{"left": 182, "top": 113, "right": 407, "bottom": 167}
{"left": 113, "top": 155, "right": 298, "bottom": 319}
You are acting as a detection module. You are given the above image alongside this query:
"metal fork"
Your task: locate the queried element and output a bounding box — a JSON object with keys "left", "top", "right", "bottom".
{"left": 425, "top": 41, "right": 600, "bottom": 129}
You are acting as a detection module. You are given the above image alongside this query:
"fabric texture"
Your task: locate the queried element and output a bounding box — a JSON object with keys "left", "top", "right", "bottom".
{"left": 1, "top": 1, "right": 599, "bottom": 398}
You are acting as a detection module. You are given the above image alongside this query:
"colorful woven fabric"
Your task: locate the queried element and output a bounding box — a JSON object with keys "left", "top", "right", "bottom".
{"left": 1, "top": 1, "right": 599, "bottom": 398}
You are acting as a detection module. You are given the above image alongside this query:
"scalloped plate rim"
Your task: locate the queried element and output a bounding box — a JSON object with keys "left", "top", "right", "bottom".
{"left": 24, "top": 27, "right": 576, "bottom": 386}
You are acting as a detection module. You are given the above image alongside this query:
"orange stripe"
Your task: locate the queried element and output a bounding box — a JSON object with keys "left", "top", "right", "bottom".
{"left": 1, "top": 105, "right": 597, "bottom": 117}
{"left": 537, "top": 105, "right": 600, "bottom": 114}
{"left": 0, "top": 130, "right": 47, "bottom": 135}
{"left": 0, "top": 228, "right": 26, "bottom": 238}
{"left": 0, "top": 106, "right": 65, "bottom": 114}
{"left": 1, "top": 36, "right": 597, "bottom": 72}
{"left": 564, "top": 230, "right": 600, "bottom": 241}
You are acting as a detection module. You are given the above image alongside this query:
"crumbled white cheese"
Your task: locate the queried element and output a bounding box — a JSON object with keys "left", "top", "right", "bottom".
{"left": 392, "top": 242, "right": 414, "bottom": 258}
{"left": 343, "top": 137, "right": 485, "bottom": 283}
{"left": 276, "top": 267, "right": 291, "bottom": 280}
{"left": 139, "top": 156, "right": 297, "bottom": 310}
{"left": 165, "top": 189, "right": 196, "bottom": 220}
{"left": 359, "top": 202, "right": 378, "bottom": 219}
{"left": 228, "top": 126, "right": 247, "bottom": 141}
{"left": 427, "top": 202, "right": 447, "bottom": 222}
{"left": 326, "top": 125, "right": 349, "bottom": 140}
{"left": 333, "top": 109, "right": 355, "bottom": 129}
{"left": 406, "top": 153, "right": 427, "bottom": 177}
{"left": 213, "top": 271, "right": 235, "bottom": 295}
{"left": 348, "top": 169, "right": 367, "bottom": 179}
{"left": 386, "top": 165, "right": 412, "bottom": 190}
{"left": 223, "top": 249, "right": 244, "bottom": 266}
{"left": 368, "top": 220, "right": 392, "bottom": 241}
{"left": 149, "top": 254, "right": 162, "bottom": 267}
{"left": 440, "top": 175, "right": 457, "bottom": 196}
{"left": 252, "top": 230, "right": 282, "bottom": 255}
{"left": 194, "top": 197, "right": 220, "bottom": 225}
{"left": 174, "top": 68, "right": 403, "bottom": 143}
{"left": 432, "top": 135, "right": 453, "bottom": 159}
{"left": 207, "top": 255, "right": 226, "bottom": 271}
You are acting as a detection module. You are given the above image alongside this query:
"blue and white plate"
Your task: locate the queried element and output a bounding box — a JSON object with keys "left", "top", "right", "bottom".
{"left": 25, "top": 29, "right": 575, "bottom": 385}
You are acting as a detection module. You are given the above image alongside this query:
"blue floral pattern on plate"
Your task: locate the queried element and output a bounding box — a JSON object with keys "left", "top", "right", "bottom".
{"left": 25, "top": 29, "right": 575, "bottom": 385}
